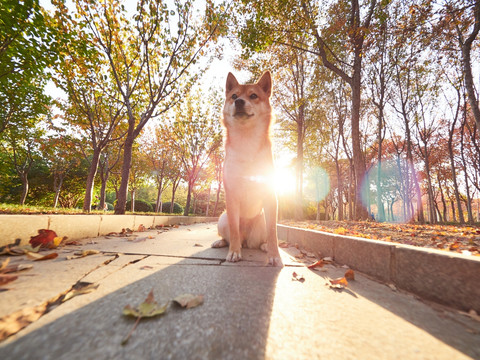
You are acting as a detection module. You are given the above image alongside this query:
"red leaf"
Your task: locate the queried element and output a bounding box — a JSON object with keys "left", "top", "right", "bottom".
{"left": 307, "top": 260, "right": 324, "bottom": 269}
{"left": 0, "top": 274, "right": 18, "bottom": 286}
{"left": 29, "top": 229, "right": 57, "bottom": 248}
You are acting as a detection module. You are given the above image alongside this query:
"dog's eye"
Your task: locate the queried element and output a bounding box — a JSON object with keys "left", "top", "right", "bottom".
{"left": 232, "top": 94, "right": 238, "bottom": 100}
{"left": 250, "top": 93, "right": 258, "bottom": 100}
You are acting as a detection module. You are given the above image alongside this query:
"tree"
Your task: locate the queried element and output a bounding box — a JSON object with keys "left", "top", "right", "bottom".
{"left": 52, "top": 0, "right": 226, "bottom": 214}
{"left": 40, "top": 134, "right": 81, "bottom": 208}
{"left": 0, "top": 0, "right": 56, "bottom": 135}
{"left": 169, "top": 93, "right": 222, "bottom": 216}
{"left": 441, "top": 0, "right": 480, "bottom": 133}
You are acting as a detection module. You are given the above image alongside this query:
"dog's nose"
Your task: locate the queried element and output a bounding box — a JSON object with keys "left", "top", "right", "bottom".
{"left": 234, "top": 98, "right": 245, "bottom": 108}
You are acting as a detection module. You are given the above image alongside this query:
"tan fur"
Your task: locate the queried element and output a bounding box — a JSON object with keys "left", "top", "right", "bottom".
{"left": 211, "top": 72, "right": 283, "bottom": 266}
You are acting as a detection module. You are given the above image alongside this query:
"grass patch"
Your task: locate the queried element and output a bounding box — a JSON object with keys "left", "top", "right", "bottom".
{"left": 0, "top": 203, "right": 176, "bottom": 216}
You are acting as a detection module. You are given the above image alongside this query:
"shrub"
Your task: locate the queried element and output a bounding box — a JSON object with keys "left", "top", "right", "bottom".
{"left": 126, "top": 199, "right": 153, "bottom": 213}
{"left": 161, "top": 202, "right": 184, "bottom": 214}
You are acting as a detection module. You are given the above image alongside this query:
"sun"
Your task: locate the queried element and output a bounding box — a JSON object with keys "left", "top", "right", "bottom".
{"left": 273, "top": 166, "right": 296, "bottom": 195}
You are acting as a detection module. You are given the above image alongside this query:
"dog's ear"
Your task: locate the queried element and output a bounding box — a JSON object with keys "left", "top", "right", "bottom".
{"left": 257, "top": 71, "right": 272, "bottom": 97}
{"left": 226, "top": 72, "right": 238, "bottom": 94}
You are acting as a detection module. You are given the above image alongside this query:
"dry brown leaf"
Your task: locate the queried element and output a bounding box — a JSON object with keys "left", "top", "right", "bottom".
{"left": 137, "top": 224, "right": 146, "bottom": 232}
{"left": 26, "top": 252, "right": 58, "bottom": 261}
{"left": 345, "top": 269, "right": 355, "bottom": 280}
{"left": 63, "top": 282, "right": 99, "bottom": 302}
{"left": 1, "top": 264, "right": 33, "bottom": 274}
{"left": 292, "top": 272, "right": 305, "bottom": 283}
{"left": 0, "top": 274, "right": 18, "bottom": 286}
{"left": 307, "top": 260, "right": 324, "bottom": 269}
{"left": 0, "top": 258, "right": 10, "bottom": 271}
{"left": 329, "top": 276, "right": 348, "bottom": 289}
{"left": 173, "top": 294, "right": 204, "bottom": 309}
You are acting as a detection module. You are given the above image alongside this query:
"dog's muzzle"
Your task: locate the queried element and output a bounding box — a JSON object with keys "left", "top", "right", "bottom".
{"left": 233, "top": 98, "right": 252, "bottom": 118}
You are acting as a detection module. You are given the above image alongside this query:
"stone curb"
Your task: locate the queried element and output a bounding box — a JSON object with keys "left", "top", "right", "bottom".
{"left": 0, "top": 215, "right": 218, "bottom": 248}
{"left": 277, "top": 224, "right": 480, "bottom": 313}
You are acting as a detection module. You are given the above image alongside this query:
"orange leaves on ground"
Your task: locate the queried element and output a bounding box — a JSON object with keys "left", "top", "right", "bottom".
{"left": 329, "top": 270, "right": 355, "bottom": 289}
{"left": 29, "top": 229, "right": 65, "bottom": 249}
{"left": 333, "top": 227, "right": 348, "bottom": 235}
{"left": 345, "top": 269, "right": 355, "bottom": 280}
{"left": 280, "top": 220, "right": 480, "bottom": 256}
{"left": 26, "top": 252, "right": 58, "bottom": 261}
{"left": 307, "top": 260, "right": 324, "bottom": 269}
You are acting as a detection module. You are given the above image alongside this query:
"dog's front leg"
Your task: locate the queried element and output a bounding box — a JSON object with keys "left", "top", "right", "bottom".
{"left": 226, "top": 202, "right": 242, "bottom": 262}
{"left": 264, "top": 193, "right": 283, "bottom": 267}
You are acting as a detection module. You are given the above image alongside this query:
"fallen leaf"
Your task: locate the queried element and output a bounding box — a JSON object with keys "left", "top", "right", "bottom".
{"left": 129, "top": 237, "right": 147, "bottom": 243}
{"left": 140, "top": 265, "right": 154, "bottom": 270}
{"left": 64, "top": 240, "right": 81, "bottom": 246}
{"left": 323, "top": 257, "right": 334, "bottom": 264}
{"left": 0, "top": 258, "right": 10, "bottom": 271}
{"left": 292, "top": 272, "right": 305, "bottom": 283}
{"left": 307, "top": 260, "right": 324, "bottom": 269}
{"left": 0, "top": 244, "right": 40, "bottom": 256}
{"left": 26, "top": 252, "right": 58, "bottom": 261}
{"left": 193, "top": 243, "right": 203, "bottom": 247}
{"left": 63, "top": 282, "right": 99, "bottom": 302}
{"left": 1, "top": 264, "right": 33, "bottom": 274}
{"left": 67, "top": 249, "right": 100, "bottom": 260}
{"left": 137, "top": 224, "right": 146, "bottom": 232}
{"left": 29, "top": 229, "right": 58, "bottom": 248}
{"left": 329, "top": 276, "right": 348, "bottom": 289}
{"left": 76, "top": 249, "right": 100, "bottom": 257}
{"left": 173, "top": 294, "right": 204, "bottom": 309}
{"left": 345, "top": 269, "right": 355, "bottom": 280}
{"left": 122, "top": 289, "right": 168, "bottom": 345}
{"left": 0, "top": 274, "right": 18, "bottom": 286}
{"left": 49, "top": 236, "right": 66, "bottom": 249}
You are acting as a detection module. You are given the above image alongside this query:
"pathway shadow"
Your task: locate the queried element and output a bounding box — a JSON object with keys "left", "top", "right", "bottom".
{"left": 1, "top": 245, "right": 282, "bottom": 360}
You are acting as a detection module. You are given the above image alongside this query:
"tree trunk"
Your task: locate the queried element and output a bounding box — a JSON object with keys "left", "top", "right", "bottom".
{"left": 335, "top": 157, "right": 343, "bottom": 221}
{"left": 19, "top": 173, "right": 28, "bottom": 205}
{"left": 53, "top": 173, "right": 64, "bottom": 208}
{"left": 295, "top": 106, "right": 304, "bottom": 220}
{"left": 184, "top": 181, "right": 193, "bottom": 216}
{"left": 115, "top": 134, "right": 134, "bottom": 214}
{"left": 351, "top": 52, "right": 368, "bottom": 220}
{"left": 131, "top": 189, "right": 135, "bottom": 212}
{"left": 155, "top": 176, "right": 164, "bottom": 213}
{"left": 83, "top": 148, "right": 102, "bottom": 212}
{"left": 459, "top": 0, "right": 480, "bottom": 132}
{"left": 448, "top": 132, "right": 465, "bottom": 223}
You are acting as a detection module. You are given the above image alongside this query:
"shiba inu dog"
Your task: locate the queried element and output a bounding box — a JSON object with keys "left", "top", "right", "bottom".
{"left": 211, "top": 71, "right": 283, "bottom": 267}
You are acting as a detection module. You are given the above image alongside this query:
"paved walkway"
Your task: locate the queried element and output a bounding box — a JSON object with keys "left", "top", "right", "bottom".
{"left": 1, "top": 222, "right": 479, "bottom": 359}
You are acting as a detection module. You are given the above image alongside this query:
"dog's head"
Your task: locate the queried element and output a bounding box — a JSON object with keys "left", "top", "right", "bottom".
{"left": 223, "top": 72, "right": 272, "bottom": 125}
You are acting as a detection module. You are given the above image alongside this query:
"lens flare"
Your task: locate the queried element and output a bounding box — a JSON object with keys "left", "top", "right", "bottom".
{"left": 305, "top": 167, "right": 330, "bottom": 202}
{"left": 361, "top": 159, "right": 418, "bottom": 222}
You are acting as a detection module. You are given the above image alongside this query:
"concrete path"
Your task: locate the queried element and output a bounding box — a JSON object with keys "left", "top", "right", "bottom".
{"left": 1, "top": 222, "right": 479, "bottom": 359}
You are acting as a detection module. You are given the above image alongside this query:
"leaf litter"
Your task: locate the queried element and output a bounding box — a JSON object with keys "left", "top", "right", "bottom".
{"left": 122, "top": 289, "right": 203, "bottom": 345}
{"left": 281, "top": 220, "right": 480, "bottom": 256}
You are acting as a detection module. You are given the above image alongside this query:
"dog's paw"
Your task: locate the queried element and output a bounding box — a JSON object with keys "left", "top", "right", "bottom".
{"left": 267, "top": 253, "right": 284, "bottom": 267}
{"left": 211, "top": 239, "right": 228, "bottom": 248}
{"left": 226, "top": 250, "right": 242, "bottom": 262}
